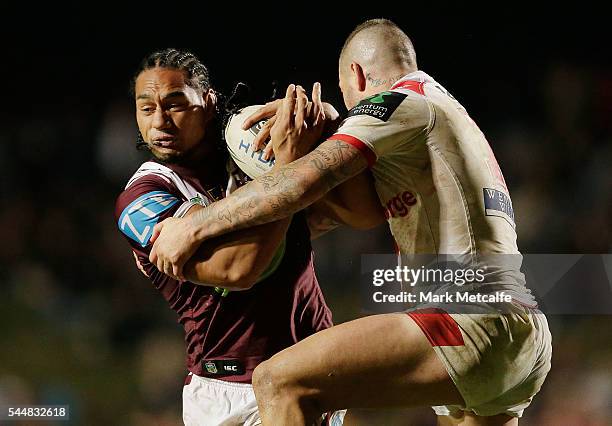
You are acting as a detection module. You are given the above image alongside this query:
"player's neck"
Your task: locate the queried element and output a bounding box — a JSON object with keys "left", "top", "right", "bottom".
{"left": 365, "top": 67, "right": 416, "bottom": 94}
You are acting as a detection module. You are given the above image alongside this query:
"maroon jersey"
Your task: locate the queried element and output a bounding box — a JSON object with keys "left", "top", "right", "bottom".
{"left": 114, "top": 160, "right": 332, "bottom": 383}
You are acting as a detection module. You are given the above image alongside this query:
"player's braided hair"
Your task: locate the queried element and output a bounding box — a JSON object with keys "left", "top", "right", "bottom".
{"left": 131, "top": 48, "right": 211, "bottom": 96}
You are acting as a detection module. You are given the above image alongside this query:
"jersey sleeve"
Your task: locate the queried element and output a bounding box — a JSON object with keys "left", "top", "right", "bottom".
{"left": 330, "top": 90, "right": 433, "bottom": 165}
{"left": 114, "top": 176, "right": 184, "bottom": 253}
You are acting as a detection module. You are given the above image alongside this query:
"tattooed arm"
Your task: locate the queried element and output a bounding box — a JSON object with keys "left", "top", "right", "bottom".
{"left": 194, "top": 139, "right": 366, "bottom": 234}
{"left": 149, "top": 139, "right": 368, "bottom": 279}
{"left": 149, "top": 84, "right": 369, "bottom": 280}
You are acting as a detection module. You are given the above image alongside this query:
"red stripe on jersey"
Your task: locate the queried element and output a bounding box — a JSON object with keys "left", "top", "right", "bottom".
{"left": 391, "top": 80, "right": 425, "bottom": 95}
{"left": 408, "top": 308, "right": 465, "bottom": 346}
{"left": 330, "top": 133, "right": 376, "bottom": 168}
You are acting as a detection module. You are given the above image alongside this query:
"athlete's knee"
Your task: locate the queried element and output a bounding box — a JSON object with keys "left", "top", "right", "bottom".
{"left": 252, "top": 360, "right": 275, "bottom": 399}
{"left": 253, "top": 359, "right": 321, "bottom": 419}
{"left": 253, "top": 359, "right": 301, "bottom": 400}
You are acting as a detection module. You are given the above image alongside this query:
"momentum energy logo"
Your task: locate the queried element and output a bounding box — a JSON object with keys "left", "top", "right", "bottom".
{"left": 347, "top": 91, "right": 407, "bottom": 122}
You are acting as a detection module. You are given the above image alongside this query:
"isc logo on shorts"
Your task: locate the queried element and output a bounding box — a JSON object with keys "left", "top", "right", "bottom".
{"left": 202, "top": 360, "right": 245, "bottom": 375}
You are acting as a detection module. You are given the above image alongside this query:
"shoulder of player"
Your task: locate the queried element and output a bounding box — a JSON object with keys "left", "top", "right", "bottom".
{"left": 351, "top": 86, "right": 428, "bottom": 112}
{"left": 114, "top": 163, "right": 182, "bottom": 222}
{"left": 341, "top": 87, "right": 431, "bottom": 130}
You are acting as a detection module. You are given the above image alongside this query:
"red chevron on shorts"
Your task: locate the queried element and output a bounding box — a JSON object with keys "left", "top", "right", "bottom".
{"left": 408, "top": 308, "right": 465, "bottom": 346}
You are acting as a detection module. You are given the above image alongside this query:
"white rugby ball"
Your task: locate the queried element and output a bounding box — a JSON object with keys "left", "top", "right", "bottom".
{"left": 225, "top": 105, "right": 275, "bottom": 179}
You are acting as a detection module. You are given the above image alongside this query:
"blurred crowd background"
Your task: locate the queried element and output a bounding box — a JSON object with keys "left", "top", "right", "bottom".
{"left": 0, "top": 6, "right": 610, "bottom": 425}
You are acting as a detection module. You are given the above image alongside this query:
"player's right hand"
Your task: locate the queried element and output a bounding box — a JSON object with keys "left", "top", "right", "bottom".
{"left": 149, "top": 217, "right": 200, "bottom": 281}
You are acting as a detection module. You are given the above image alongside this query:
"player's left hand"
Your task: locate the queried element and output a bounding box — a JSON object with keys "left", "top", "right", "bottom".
{"left": 149, "top": 217, "right": 199, "bottom": 281}
{"left": 268, "top": 83, "right": 326, "bottom": 164}
{"left": 242, "top": 99, "right": 282, "bottom": 152}
{"left": 245, "top": 83, "right": 335, "bottom": 157}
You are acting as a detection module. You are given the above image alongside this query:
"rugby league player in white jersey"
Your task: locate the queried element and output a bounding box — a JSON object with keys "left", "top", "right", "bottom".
{"left": 148, "top": 19, "right": 552, "bottom": 426}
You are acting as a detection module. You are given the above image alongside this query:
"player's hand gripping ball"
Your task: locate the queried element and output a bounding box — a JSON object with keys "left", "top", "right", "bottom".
{"left": 224, "top": 105, "right": 274, "bottom": 179}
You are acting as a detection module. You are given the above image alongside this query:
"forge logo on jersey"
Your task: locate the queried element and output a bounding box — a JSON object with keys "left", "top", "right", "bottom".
{"left": 118, "top": 191, "right": 179, "bottom": 247}
{"left": 384, "top": 190, "right": 417, "bottom": 219}
{"left": 348, "top": 91, "right": 407, "bottom": 122}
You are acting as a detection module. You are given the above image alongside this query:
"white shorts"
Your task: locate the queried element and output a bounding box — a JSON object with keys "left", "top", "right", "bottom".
{"left": 409, "top": 305, "right": 552, "bottom": 418}
{"left": 182, "top": 373, "right": 260, "bottom": 426}
{"left": 182, "top": 372, "right": 347, "bottom": 425}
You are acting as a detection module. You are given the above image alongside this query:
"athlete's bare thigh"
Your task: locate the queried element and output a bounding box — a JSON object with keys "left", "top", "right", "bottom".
{"left": 253, "top": 313, "right": 464, "bottom": 412}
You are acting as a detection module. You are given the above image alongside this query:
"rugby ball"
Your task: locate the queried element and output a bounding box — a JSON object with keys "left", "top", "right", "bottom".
{"left": 225, "top": 105, "right": 275, "bottom": 179}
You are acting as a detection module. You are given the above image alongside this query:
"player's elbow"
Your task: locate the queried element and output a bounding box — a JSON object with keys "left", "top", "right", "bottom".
{"left": 223, "top": 267, "right": 259, "bottom": 291}
{"left": 348, "top": 214, "right": 386, "bottom": 230}
{"left": 185, "top": 261, "right": 258, "bottom": 291}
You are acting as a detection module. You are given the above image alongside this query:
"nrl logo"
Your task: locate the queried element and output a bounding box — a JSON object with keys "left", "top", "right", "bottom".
{"left": 190, "top": 196, "right": 204, "bottom": 205}
{"left": 248, "top": 119, "right": 267, "bottom": 136}
{"left": 204, "top": 361, "right": 218, "bottom": 374}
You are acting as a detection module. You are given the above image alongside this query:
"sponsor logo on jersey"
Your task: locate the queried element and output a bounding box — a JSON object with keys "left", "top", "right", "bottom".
{"left": 348, "top": 91, "right": 407, "bottom": 122}
{"left": 483, "top": 188, "right": 515, "bottom": 227}
{"left": 118, "top": 191, "right": 179, "bottom": 247}
{"left": 384, "top": 190, "right": 417, "bottom": 219}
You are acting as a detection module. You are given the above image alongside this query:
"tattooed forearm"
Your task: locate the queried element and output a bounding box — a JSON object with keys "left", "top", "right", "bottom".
{"left": 190, "top": 140, "right": 368, "bottom": 241}
{"left": 309, "top": 140, "right": 366, "bottom": 191}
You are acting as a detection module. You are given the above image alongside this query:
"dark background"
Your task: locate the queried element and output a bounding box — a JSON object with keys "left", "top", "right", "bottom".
{"left": 0, "top": 5, "right": 610, "bottom": 425}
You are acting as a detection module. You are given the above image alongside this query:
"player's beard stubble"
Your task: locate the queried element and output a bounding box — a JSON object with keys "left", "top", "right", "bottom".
{"left": 139, "top": 118, "right": 225, "bottom": 168}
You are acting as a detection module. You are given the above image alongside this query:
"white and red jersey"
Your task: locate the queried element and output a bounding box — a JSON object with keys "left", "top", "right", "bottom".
{"left": 333, "top": 71, "right": 517, "bottom": 255}
{"left": 332, "top": 71, "right": 534, "bottom": 304}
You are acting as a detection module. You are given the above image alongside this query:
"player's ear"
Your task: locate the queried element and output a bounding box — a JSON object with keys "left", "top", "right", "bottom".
{"left": 351, "top": 62, "right": 367, "bottom": 93}
{"left": 203, "top": 89, "right": 216, "bottom": 110}
{"left": 202, "top": 89, "right": 217, "bottom": 123}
